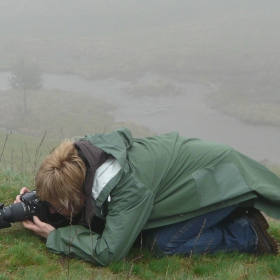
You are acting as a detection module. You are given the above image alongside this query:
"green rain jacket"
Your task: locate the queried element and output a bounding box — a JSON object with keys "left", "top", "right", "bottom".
{"left": 46, "top": 128, "right": 280, "bottom": 266}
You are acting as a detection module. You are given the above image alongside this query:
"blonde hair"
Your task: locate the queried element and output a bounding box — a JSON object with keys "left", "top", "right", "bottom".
{"left": 35, "top": 140, "right": 86, "bottom": 209}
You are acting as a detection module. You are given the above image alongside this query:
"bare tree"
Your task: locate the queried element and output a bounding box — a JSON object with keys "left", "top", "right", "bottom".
{"left": 8, "top": 58, "right": 43, "bottom": 113}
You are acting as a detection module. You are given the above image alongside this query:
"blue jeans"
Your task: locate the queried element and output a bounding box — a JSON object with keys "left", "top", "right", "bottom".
{"left": 146, "top": 205, "right": 258, "bottom": 256}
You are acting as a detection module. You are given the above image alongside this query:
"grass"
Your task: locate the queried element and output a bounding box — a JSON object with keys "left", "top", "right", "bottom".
{"left": 1, "top": 135, "right": 280, "bottom": 279}
{"left": 0, "top": 131, "right": 58, "bottom": 174}
{"left": 211, "top": 88, "right": 280, "bottom": 127}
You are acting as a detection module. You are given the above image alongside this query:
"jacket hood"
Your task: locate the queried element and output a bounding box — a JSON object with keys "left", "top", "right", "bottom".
{"left": 84, "top": 128, "right": 133, "bottom": 167}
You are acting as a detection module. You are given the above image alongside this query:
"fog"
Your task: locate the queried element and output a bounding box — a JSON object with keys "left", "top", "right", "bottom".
{"left": 0, "top": 1, "right": 279, "bottom": 165}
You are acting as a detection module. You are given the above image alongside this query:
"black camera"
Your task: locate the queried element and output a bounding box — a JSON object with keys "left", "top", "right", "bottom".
{"left": 0, "top": 191, "right": 67, "bottom": 229}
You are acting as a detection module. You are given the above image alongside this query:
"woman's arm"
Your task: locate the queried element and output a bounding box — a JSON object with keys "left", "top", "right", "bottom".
{"left": 46, "top": 179, "right": 154, "bottom": 266}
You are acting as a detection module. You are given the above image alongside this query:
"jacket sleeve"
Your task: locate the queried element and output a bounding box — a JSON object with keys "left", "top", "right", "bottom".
{"left": 46, "top": 177, "right": 154, "bottom": 266}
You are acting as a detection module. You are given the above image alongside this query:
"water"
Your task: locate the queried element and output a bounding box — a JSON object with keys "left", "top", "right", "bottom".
{"left": 1, "top": 71, "right": 279, "bottom": 165}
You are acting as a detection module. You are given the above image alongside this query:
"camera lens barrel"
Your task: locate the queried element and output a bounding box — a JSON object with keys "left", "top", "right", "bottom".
{"left": 1, "top": 202, "right": 32, "bottom": 223}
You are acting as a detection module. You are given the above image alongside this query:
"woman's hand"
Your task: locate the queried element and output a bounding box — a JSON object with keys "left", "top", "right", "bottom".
{"left": 14, "top": 187, "right": 31, "bottom": 203}
{"left": 22, "top": 216, "right": 55, "bottom": 239}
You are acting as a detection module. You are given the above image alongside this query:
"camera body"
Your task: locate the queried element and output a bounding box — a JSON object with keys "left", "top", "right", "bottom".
{"left": 18, "top": 190, "right": 48, "bottom": 222}
{"left": 0, "top": 191, "right": 67, "bottom": 229}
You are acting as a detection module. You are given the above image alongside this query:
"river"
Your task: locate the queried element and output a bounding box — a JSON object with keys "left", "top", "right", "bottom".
{"left": 0, "top": 72, "right": 279, "bottom": 165}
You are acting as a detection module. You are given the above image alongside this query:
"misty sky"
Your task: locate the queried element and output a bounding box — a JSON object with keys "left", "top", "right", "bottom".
{"left": 0, "top": 0, "right": 279, "bottom": 164}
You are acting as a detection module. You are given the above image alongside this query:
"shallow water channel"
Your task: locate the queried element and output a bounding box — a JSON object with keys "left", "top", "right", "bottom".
{"left": 0, "top": 72, "right": 279, "bottom": 165}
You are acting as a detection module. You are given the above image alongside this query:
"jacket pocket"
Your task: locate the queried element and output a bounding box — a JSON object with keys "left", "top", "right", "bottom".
{"left": 192, "top": 163, "right": 251, "bottom": 207}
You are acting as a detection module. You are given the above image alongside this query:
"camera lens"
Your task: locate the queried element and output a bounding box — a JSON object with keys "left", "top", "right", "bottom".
{"left": 1, "top": 202, "right": 32, "bottom": 223}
